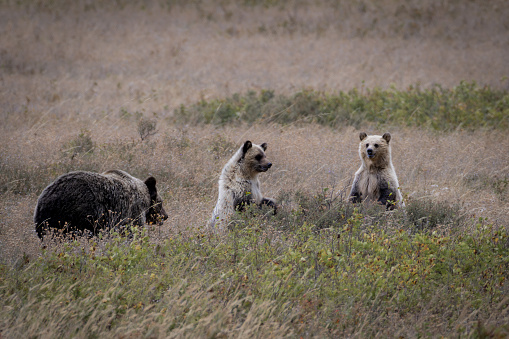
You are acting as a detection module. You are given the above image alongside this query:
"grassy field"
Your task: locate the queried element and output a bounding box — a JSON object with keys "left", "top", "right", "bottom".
{"left": 1, "top": 1, "right": 509, "bottom": 337}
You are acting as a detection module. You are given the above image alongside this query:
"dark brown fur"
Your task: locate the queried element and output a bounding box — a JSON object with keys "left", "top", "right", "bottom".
{"left": 34, "top": 170, "right": 168, "bottom": 239}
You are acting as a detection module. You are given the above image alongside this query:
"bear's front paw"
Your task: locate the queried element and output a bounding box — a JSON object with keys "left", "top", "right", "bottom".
{"left": 349, "top": 193, "right": 362, "bottom": 204}
{"left": 260, "top": 198, "right": 278, "bottom": 215}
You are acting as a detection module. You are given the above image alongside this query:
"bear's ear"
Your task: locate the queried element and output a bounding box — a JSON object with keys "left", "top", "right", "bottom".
{"left": 359, "top": 132, "right": 367, "bottom": 141}
{"left": 144, "top": 177, "right": 157, "bottom": 191}
{"left": 260, "top": 143, "right": 267, "bottom": 151}
{"left": 242, "top": 140, "right": 252, "bottom": 154}
{"left": 382, "top": 133, "right": 391, "bottom": 143}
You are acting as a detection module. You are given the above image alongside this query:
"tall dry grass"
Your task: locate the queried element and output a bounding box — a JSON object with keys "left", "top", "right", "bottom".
{"left": 1, "top": 0, "right": 508, "bottom": 269}
{"left": 1, "top": 1, "right": 508, "bottom": 337}
{"left": 2, "top": 121, "right": 508, "bottom": 262}
{"left": 1, "top": 0, "right": 508, "bottom": 126}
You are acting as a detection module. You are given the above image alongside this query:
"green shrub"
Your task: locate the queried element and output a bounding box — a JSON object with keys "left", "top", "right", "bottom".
{"left": 62, "top": 129, "right": 94, "bottom": 158}
{"left": 405, "top": 197, "right": 464, "bottom": 231}
{"left": 175, "top": 82, "right": 509, "bottom": 130}
{"left": 1, "top": 193, "right": 508, "bottom": 337}
{"left": 137, "top": 117, "right": 157, "bottom": 141}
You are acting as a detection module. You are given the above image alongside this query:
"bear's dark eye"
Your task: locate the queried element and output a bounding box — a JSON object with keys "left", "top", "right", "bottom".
{"left": 374, "top": 144, "right": 379, "bottom": 148}
{"left": 365, "top": 144, "right": 369, "bottom": 148}
{"left": 255, "top": 154, "right": 263, "bottom": 161}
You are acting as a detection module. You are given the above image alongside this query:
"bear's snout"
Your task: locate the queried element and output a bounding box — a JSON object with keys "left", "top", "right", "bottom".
{"left": 156, "top": 210, "right": 168, "bottom": 225}
{"left": 256, "top": 162, "right": 272, "bottom": 172}
{"left": 366, "top": 148, "right": 375, "bottom": 158}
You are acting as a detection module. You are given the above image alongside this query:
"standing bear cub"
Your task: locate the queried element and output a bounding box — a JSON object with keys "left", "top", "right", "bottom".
{"left": 34, "top": 170, "right": 168, "bottom": 239}
{"left": 349, "top": 132, "right": 404, "bottom": 209}
{"left": 209, "top": 140, "right": 277, "bottom": 230}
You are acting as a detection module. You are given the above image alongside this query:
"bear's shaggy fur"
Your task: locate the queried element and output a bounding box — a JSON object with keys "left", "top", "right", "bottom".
{"left": 349, "top": 132, "right": 404, "bottom": 209}
{"left": 34, "top": 170, "right": 168, "bottom": 239}
{"left": 209, "top": 140, "right": 276, "bottom": 230}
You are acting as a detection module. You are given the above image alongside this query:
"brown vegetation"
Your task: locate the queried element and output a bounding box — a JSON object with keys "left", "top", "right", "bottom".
{"left": 1, "top": 0, "right": 508, "bottom": 265}
{"left": 1, "top": 1, "right": 508, "bottom": 336}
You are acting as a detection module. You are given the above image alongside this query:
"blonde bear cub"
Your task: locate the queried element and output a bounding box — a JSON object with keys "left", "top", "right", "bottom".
{"left": 349, "top": 132, "right": 404, "bottom": 209}
{"left": 209, "top": 140, "right": 276, "bottom": 230}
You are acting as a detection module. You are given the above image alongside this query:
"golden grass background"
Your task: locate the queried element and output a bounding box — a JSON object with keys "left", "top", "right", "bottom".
{"left": 1, "top": 1, "right": 509, "bottom": 264}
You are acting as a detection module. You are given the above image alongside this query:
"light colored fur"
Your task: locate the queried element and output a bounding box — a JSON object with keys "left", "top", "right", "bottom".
{"left": 349, "top": 133, "right": 404, "bottom": 209}
{"left": 209, "top": 141, "right": 274, "bottom": 230}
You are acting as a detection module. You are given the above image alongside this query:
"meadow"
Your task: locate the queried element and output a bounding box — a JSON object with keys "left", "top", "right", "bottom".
{"left": 1, "top": 1, "right": 509, "bottom": 337}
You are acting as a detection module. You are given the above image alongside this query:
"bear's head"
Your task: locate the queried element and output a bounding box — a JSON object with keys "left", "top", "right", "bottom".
{"left": 241, "top": 140, "right": 272, "bottom": 177}
{"left": 144, "top": 177, "right": 168, "bottom": 225}
{"left": 359, "top": 132, "right": 391, "bottom": 167}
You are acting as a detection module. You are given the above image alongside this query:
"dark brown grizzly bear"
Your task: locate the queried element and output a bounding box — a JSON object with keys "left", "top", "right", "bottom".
{"left": 34, "top": 170, "right": 168, "bottom": 239}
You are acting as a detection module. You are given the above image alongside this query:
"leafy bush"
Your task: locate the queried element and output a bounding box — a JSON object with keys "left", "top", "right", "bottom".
{"left": 175, "top": 82, "right": 509, "bottom": 130}
{"left": 137, "top": 117, "right": 157, "bottom": 141}
{"left": 62, "top": 129, "right": 95, "bottom": 158}
{"left": 1, "top": 193, "right": 508, "bottom": 336}
{"left": 405, "top": 197, "right": 464, "bottom": 231}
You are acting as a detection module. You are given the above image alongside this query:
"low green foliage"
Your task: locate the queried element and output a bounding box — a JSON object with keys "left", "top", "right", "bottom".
{"left": 1, "top": 192, "right": 508, "bottom": 337}
{"left": 175, "top": 82, "right": 509, "bottom": 130}
{"left": 464, "top": 173, "right": 509, "bottom": 202}
{"left": 405, "top": 196, "right": 464, "bottom": 231}
{"left": 62, "top": 129, "right": 95, "bottom": 158}
{"left": 137, "top": 117, "right": 158, "bottom": 141}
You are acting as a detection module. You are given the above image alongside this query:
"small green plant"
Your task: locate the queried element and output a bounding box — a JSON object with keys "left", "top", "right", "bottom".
{"left": 492, "top": 177, "right": 508, "bottom": 199}
{"left": 137, "top": 117, "right": 157, "bottom": 141}
{"left": 463, "top": 174, "right": 509, "bottom": 201}
{"left": 119, "top": 107, "right": 131, "bottom": 119}
{"left": 63, "top": 129, "right": 94, "bottom": 159}
{"left": 207, "top": 134, "right": 236, "bottom": 159}
{"left": 166, "top": 129, "right": 191, "bottom": 150}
